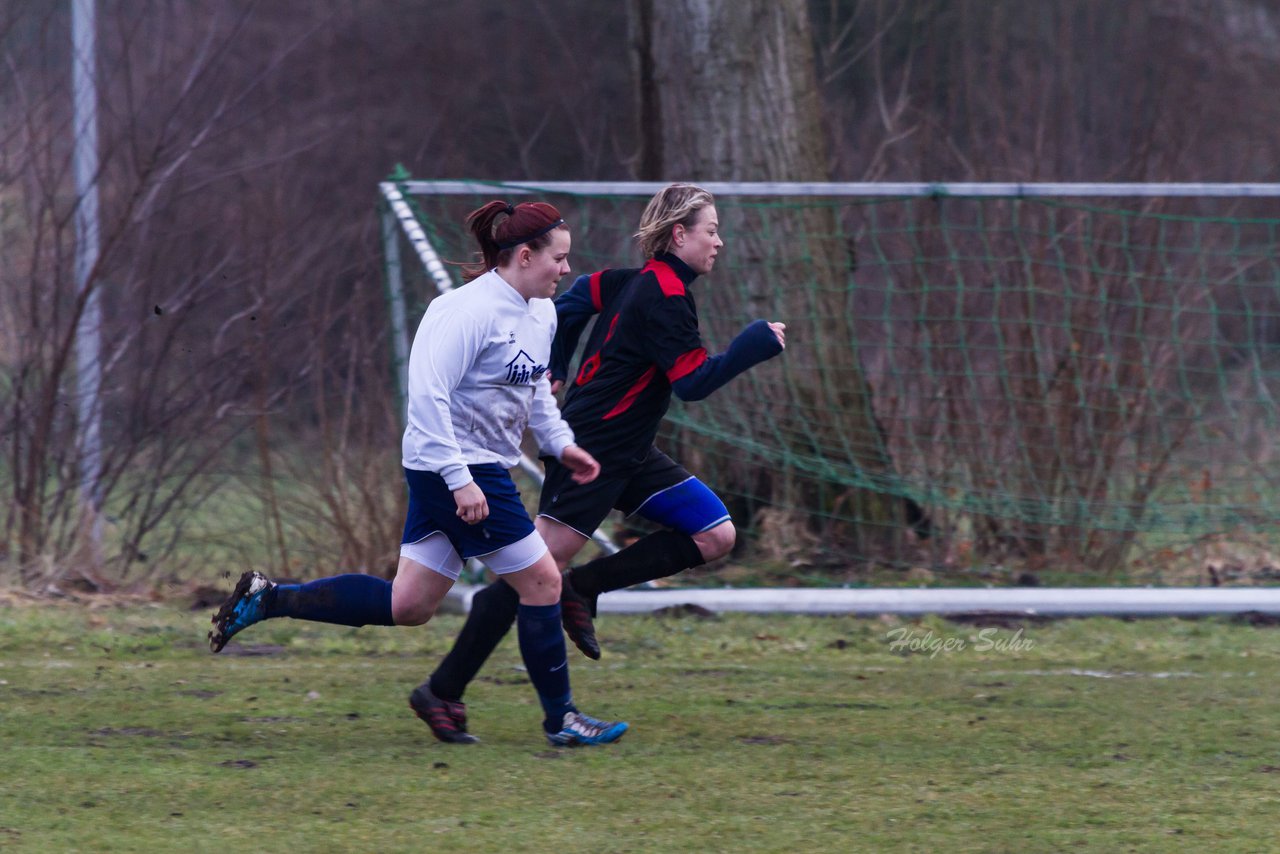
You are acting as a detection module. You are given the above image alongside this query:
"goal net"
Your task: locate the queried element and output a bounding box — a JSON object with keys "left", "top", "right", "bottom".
{"left": 382, "top": 178, "right": 1280, "bottom": 581}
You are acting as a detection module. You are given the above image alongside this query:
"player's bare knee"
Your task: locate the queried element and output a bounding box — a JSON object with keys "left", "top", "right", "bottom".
{"left": 528, "top": 561, "right": 562, "bottom": 599}
{"left": 694, "top": 521, "right": 736, "bottom": 562}
{"left": 391, "top": 592, "right": 437, "bottom": 626}
{"left": 506, "top": 559, "right": 561, "bottom": 605}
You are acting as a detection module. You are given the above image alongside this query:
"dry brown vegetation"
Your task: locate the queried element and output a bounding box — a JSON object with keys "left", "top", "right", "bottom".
{"left": 3, "top": 0, "right": 1280, "bottom": 588}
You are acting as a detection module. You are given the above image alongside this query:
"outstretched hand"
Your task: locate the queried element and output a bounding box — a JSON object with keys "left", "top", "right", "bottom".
{"left": 768, "top": 321, "right": 786, "bottom": 349}
{"left": 559, "top": 444, "right": 601, "bottom": 484}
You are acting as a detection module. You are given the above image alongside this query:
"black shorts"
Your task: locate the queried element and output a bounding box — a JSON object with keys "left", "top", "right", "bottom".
{"left": 537, "top": 446, "right": 730, "bottom": 539}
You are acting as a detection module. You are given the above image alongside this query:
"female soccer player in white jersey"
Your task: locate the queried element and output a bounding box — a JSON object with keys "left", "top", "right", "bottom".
{"left": 209, "top": 200, "right": 627, "bottom": 747}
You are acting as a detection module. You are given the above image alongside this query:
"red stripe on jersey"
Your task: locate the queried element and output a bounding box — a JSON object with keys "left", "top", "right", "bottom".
{"left": 643, "top": 259, "right": 685, "bottom": 297}
{"left": 576, "top": 352, "right": 601, "bottom": 386}
{"left": 589, "top": 271, "right": 604, "bottom": 310}
{"left": 576, "top": 312, "right": 619, "bottom": 388}
{"left": 667, "top": 347, "right": 708, "bottom": 382}
{"left": 603, "top": 365, "right": 658, "bottom": 420}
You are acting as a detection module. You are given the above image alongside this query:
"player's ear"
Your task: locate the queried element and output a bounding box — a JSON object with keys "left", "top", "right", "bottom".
{"left": 672, "top": 223, "right": 686, "bottom": 248}
{"left": 519, "top": 245, "right": 533, "bottom": 267}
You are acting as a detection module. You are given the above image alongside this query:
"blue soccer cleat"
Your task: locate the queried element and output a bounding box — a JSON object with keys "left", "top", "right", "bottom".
{"left": 209, "top": 570, "right": 275, "bottom": 653}
{"left": 545, "top": 710, "right": 629, "bottom": 747}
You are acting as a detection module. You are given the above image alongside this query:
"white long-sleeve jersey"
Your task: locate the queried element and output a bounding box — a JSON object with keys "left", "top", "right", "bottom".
{"left": 401, "top": 270, "right": 575, "bottom": 490}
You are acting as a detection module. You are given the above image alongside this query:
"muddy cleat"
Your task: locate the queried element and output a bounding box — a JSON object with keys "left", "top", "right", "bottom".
{"left": 545, "top": 710, "right": 628, "bottom": 747}
{"left": 409, "top": 683, "right": 478, "bottom": 744}
{"left": 560, "top": 573, "right": 600, "bottom": 660}
{"left": 208, "top": 570, "right": 275, "bottom": 653}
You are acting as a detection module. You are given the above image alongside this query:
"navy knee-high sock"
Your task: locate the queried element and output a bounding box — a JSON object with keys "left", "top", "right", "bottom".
{"left": 266, "top": 574, "right": 395, "bottom": 627}
{"left": 517, "top": 602, "right": 574, "bottom": 730}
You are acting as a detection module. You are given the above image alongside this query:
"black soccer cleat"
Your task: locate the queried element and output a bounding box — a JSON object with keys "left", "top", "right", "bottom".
{"left": 409, "top": 683, "right": 479, "bottom": 744}
{"left": 560, "top": 573, "right": 601, "bottom": 660}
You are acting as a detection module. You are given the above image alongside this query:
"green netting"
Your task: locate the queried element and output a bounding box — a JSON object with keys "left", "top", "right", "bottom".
{"left": 388, "top": 182, "right": 1280, "bottom": 576}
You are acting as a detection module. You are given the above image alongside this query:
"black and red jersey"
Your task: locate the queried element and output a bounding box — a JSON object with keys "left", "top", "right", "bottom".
{"left": 551, "top": 253, "right": 709, "bottom": 467}
{"left": 550, "top": 251, "right": 784, "bottom": 469}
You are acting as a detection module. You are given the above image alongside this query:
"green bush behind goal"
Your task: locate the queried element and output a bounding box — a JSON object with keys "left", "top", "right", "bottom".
{"left": 383, "top": 179, "right": 1280, "bottom": 578}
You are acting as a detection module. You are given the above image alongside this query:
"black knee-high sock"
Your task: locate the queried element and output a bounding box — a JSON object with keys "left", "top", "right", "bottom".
{"left": 568, "top": 529, "right": 706, "bottom": 599}
{"left": 428, "top": 580, "right": 519, "bottom": 702}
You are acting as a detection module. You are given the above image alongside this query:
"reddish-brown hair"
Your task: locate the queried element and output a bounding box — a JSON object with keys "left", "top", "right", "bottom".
{"left": 460, "top": 200, "right": 567, "bottom": 281}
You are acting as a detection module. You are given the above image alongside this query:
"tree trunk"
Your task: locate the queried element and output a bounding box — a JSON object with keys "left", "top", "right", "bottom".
{"left": 629, "top": 0, "right": 907, "bottom": 562}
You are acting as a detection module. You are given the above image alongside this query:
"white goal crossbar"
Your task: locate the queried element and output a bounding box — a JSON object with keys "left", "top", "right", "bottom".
{"left": 391, "top": 180, "right": 1280, "bottom": 198}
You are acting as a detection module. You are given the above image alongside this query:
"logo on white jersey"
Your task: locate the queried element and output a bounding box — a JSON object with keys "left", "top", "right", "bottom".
{"left": 505, "top": 350, "right": 547, "bottom": 385}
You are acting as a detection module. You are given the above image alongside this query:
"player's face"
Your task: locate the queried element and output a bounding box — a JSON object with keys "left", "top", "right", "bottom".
{"left": 673, "top": 205, "right": 722, "bottom": 275}
{"left": 526, "top": 228, "right": 572, "bottom": 299}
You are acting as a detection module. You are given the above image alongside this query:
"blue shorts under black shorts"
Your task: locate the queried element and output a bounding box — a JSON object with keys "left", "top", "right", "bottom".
{"left": 401, "top": 464, "right": 535, "bottom": 559}
{"left": 536, "top": 446, "right": 730, "bottom": 539}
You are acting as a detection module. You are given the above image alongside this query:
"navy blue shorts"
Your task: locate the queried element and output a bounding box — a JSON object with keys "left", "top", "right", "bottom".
{"left": 401, "top": 464, "right": 536, "bottom": 560}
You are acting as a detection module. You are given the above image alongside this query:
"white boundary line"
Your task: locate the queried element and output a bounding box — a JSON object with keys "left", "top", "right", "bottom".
{"left": 442, "top": 585, "right": 1280, "bottom": 616}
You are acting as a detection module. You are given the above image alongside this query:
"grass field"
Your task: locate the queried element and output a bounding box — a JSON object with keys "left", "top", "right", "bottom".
{"left": 1, "top": 598, "right": 1277, "bottom": 852}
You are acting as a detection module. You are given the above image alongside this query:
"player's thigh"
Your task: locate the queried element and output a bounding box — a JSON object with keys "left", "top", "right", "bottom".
{"left": 534, "top": 515, "right": 590, "bottom": 569}
{"left": 390, "top": 547, "right": 458, "bottom": 625}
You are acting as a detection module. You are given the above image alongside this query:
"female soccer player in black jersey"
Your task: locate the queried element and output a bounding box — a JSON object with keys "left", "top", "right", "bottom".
{"left": 416, "top": 184, "right": 787, "bottom": 743}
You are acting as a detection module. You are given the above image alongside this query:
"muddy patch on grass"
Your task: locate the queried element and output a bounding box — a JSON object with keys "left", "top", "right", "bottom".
{"left": 476, "top": 675, "right": 531, "bottom": 686}
{"left": 944, "top": 611, "right": 1054, "bottom": 630}
{"left": 758, "top": 700, "right": 887, "bottom": 711}
{"left": 177, "top": 689, "right": 221, "bottom": 699}
{"left": 91, "top": 726, "right": 168, "bottom": 737}
{"left": 2, "top": 687, "right": 70, "bottom": 697}
{"left": 217, "top": 644, "right": 287, "bottom": 657}
{"left": 1232, "top": 611, "right": 1280, "bottom": 627}
{"left": 653, "top": 603, "right": 718, "bottom": 619}
{"left": 88, "top": 726, "right": 194, "bottom": 748}
{"left": 219, "top": 758, "right": 261, "bottom": 769}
